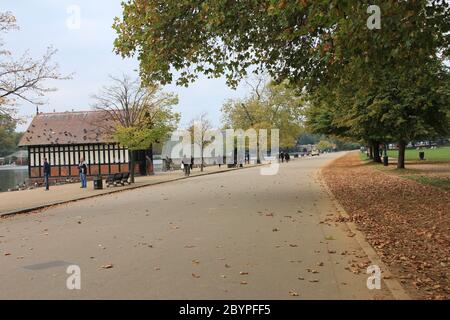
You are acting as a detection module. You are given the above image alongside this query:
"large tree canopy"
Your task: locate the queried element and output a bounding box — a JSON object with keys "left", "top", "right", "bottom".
{"left": 222, "top": 79, "right": 303, "bottom": 149}
{"left": 114, "top": 1, "right": 450, "bottom": 168}
{"left": 113, "top": 1, "right": 448, "bottom": 87}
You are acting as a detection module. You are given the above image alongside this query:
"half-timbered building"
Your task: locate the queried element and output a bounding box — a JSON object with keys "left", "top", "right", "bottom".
{"left": 19, "top": 111, "right": 150, "bottom": 183}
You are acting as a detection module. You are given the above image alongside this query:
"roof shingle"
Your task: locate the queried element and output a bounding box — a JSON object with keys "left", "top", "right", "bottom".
{"left": 19, "top": 111, "right": 116, "bottom": 146}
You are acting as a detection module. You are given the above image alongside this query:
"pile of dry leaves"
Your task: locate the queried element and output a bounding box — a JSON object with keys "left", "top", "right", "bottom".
{"left": 322, "top": 152, "right": 449, "bottom": 300}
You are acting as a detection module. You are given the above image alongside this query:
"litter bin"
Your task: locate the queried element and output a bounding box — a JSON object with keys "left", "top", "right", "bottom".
{"left": 383, "top": 156, "right": 389, "bottom": 166}
{"left": 93, "top": 176, "right": 103, "bottom": 190}
{"left": 419, "top": 151, "right": 425, "bottom": 160}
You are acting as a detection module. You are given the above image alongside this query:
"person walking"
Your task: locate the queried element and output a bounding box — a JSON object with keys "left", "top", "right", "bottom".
{"left": 78, "top": 157, "right": 88, "bottom": 188}
{"left": 182, "top": 155, "right": 191, "bottom": 177}
{"left": 165, "top": 156, "right": 171, "bottom": 171}
{"left": 43, "top": 158, "right": 50, "bottom": 191}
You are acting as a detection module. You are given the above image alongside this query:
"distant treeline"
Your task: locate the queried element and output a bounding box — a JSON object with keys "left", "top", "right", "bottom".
{"left": 293, "top": 133, "right": 359, "bottom": 152}
{"left": 0, "top": 116, "right": 23, "bottom": 157}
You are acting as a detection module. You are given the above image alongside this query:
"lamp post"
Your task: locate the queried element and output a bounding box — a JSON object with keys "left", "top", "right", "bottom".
{"left": 383, "top": 143, "right": 389, "bottom": 166}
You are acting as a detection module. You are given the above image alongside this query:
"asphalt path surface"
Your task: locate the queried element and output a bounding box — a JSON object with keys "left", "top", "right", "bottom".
{"left": 0, "top": 153, "right": 392, "bottom": 299}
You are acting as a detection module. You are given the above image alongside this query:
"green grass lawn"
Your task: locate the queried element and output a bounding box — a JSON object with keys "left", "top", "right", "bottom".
{"left": 387, "top": 146, "right": 450, "bottom": 161}
{"left": 358, "top": 147, "right": 450, "bottom": 190}
{"left": 403, "top": 175, "right": 450, "bottom": 190}
{"left": 358, "top": 152, "right": 372, "bottom": 161}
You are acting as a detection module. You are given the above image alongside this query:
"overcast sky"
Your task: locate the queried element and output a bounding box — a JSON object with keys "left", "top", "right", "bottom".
{"left": 2, "top": 0, "right": 249, "bottom": 131}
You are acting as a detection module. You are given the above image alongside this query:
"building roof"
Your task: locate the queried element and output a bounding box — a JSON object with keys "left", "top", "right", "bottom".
{"left": 19, "top": 111, "right": 116, "bottom": 146}
{"left": 5, "top": 150, "right": 28, "bottom": 158}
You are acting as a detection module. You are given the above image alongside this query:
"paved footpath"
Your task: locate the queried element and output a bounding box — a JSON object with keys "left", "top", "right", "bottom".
{"left": 0, "top": 153, "right": 396, "bottom": 299}
{"left": 0, "top": 164, "right": 257, "bottom": 217}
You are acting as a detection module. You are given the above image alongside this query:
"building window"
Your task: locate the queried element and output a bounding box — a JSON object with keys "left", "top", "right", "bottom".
{"left": 54, "top": 147, "right": 60, "bottom": 165}
{"left": 114, "top": 145, "right": 120, "bottom": 163}
{"left": 104, "top": 145, "right": 109, "bottom": 164}
{"left": 30, "top": 148, "right": 35, "bottom": 166}
{"left": 81, "top": 145, "right": 84, "bottom": 163}
{"left": 90, "top": 145, "right": 95, "bottom": 164}
{"left": 42, "top": 147, "right": 46, "bottom": 164}
{"left": 74, "top": 146, "right": 79, "bottom": 164}
{"left": 45, "top": 147, "right": 49, "bottom": 164}
{"left": 70, "top": 146, "right": 74, "bottom": 164}
{"left": 117, "top": 145, "right": 122, "bottom": 163}
{"left": 94, "top": 145, "right": 99, "bottom": 164}
{"left": 99, "top": 145, "right": 104, "bottom": 164}
{"left": 65, "top": 147, "right": 70, "bottom": 166}
{"left": 109, "top": 145, "right": 115, "bottom": 163}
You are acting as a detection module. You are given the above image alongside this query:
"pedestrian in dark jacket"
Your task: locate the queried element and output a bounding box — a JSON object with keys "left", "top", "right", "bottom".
{"left": 78, "top": 157, "right": 88, "bottom": 188}
{"left": 43, "top": 158, "right": 50, "bottom": 191}
{"left": 182, "top": 155, "right": 190, "bottom": 177}
{"left": 217, "top": 155, "right": 224, "bottom": 168}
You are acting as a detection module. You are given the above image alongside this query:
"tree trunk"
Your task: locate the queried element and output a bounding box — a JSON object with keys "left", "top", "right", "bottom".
{"left": 256, "top": 139, "right": 261, "bottom": 164}
{"left": 373, "top": 141, "right": 382, "bottom": 163}
{"left": 130, "top": 150, "right": 135, "bottom": 183}
{"left": 201, "top": 156, "right": 204, "bottom": 172}
{"left": 368, "top": 144, "right": 374, "bottom": 159}
{"left": 397, "top": 140, "right": 406, "bottom": 169}
{"left": 147, "top": 144, "right": 155, "bottom": 176}
{"left": 200, "top": 146, "right": 204, "bottom": 172}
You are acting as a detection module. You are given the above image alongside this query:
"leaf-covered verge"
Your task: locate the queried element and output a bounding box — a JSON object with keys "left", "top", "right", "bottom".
{"left": 322, "top": 152, "right": 449, "bottom": 299}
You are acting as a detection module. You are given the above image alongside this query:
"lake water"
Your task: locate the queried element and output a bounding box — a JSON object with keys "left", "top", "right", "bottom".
{"left": 0, "top": 166, "right": 29, "bottom": 192}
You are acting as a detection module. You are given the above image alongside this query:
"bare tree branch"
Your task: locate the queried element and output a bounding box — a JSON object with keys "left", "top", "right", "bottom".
{"left": 0, "top": 12, "right": 72, "bottom": 118}
{"left": 91, "top": 74, "right": 178, "bottom": 136}
{"left": 244, "top": 72, "right": 269, "bottom": 102}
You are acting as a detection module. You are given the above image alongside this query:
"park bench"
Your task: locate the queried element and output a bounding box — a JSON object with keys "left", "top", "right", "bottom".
{"left": 106, "top": 173, "right": 123, "bottom": 187}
